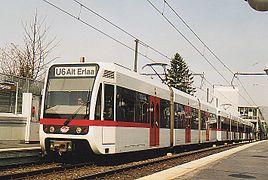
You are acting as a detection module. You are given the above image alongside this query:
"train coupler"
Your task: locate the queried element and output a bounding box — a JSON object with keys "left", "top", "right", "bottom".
{"left": 49, "top": 140, "right": 73, "bottom": 154}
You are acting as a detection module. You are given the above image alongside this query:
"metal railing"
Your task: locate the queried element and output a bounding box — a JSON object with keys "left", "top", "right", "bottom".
{"left": 0, "top": 72, "right": 44, "bottom": 114}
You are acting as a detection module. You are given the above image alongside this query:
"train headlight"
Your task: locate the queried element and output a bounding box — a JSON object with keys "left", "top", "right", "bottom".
{"left": 49, "top": 126, "right": 55, "bottom": 133}
{"left": 67, "top": 143, "right": 72, "bottom": 151}
{"left": 76, "top": 127, "right": 82, "bottom": 134}
{"left": 50, "top": 143, "right": 55, "bottom": 149}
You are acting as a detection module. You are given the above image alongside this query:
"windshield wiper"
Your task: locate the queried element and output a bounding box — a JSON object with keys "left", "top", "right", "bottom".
{"left": 63, "top": 100, "right": 90, "bottom": 126}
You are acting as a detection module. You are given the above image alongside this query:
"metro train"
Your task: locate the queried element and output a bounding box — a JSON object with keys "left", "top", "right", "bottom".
{"left": 40, "top": 62, "right": 254, "bottom": 155}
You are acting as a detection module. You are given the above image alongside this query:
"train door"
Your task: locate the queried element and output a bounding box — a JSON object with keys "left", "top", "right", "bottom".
{"left": 149, "top": 96, "right": 160, "bottom": 146}
{"left": 185, "top": 106, "right": 192, "bottom": 143}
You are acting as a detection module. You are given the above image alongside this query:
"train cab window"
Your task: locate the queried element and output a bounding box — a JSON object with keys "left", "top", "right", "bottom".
{"left": 104, "top": 84, "right": 114, "bottom": 120}
{"left": 94, "top": 84, "right": 102, "bottom": 120}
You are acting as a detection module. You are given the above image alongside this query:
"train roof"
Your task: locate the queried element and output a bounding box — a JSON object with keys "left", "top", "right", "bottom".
{"left": 49, "top": 61, "right": 218, "bottom": 113}
{"left": 50, "top": 62, "right": 245, "bottom": 116}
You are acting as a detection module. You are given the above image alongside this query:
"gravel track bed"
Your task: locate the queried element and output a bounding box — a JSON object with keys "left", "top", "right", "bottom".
{"left": 0, "top": 162, "right": 62, "bottom": 176}
{"left": 105, "top": 145, "right": 239, "bottom": 179}
{"left": 20, "top": 144, "right": 241, "bottom": 180}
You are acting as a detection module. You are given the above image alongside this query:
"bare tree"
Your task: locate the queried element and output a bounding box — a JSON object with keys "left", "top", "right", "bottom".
{"left": 0, "top": 12, "right": 59, "bottom": 80}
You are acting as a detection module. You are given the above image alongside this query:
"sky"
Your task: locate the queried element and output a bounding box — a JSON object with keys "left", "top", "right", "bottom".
{"left": 1, "top": 0, "right": 268, "bottom": 107}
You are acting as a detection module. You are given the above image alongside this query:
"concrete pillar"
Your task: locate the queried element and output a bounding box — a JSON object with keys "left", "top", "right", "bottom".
{"left": 22, "top": 93, "right": 32, "bottom": 143}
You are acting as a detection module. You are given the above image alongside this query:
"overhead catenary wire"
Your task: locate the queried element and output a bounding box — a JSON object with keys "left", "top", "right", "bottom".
{"left": 164, "top": 0, "right": 235, "bottom": 76}
{"left": 164, "top": 0, "right": 257, "bottom": 106}
{"left": 42, "top": 0, "right": 156, "bottom": 63}
{"left": 43, "top": 0, "right": 253, "bottom": 106}
{"left": 147, "top": 0, "right": 257, "bottom": 106}
{"left": 237, "top": 78, "right": 257, "bottom": 106}
{"left": 73, "top": 0, "right": 171, "bottom": 61}
{"left": 146, "top": 0, "right": 230, "bottom": 85}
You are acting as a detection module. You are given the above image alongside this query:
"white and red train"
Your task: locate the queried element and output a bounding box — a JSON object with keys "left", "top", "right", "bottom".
{"left": 40, "top": 62, "right": 254, "bottom": 155}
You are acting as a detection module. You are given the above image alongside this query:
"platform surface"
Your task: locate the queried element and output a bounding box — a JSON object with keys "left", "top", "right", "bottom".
{"left": 0, "top": 141, "right": 40, "bottom": 152}
{"left": 176, "top": 140, "right": 268, "bottom": 180}
{"left": 139, "top": 140, "right": 267, "bottom": 180}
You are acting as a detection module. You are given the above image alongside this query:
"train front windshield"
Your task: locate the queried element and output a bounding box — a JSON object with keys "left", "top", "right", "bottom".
{"left": 43, "top": 64, "right": 98, "bottom": 119}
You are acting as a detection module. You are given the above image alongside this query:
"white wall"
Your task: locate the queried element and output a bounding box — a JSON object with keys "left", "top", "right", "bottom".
{"left": 214, "top": 86, "right": 239, "bottom": 116}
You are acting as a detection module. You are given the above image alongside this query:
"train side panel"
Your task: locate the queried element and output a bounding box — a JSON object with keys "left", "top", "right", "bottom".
{"left": 115, "top": 127, "right": 150, "bottom": 153}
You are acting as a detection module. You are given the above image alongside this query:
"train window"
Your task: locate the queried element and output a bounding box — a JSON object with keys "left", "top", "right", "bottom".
{"left": 116, "top": 86, "right": 135, "bottom": 122}
{"left": 160, "top": 99, "right": 170, "bottom": 128}
{"left": 174, "top": 103, "right": 185, "bottom": 129}
{"left": 134, "top": 92, "right": 149, "bottom": 123}
{"left": 201, "top": 111, "right": 207, "bottom": 130}
{"left": 221, "top": 118, "right": 230, "bottom": 131}
{"left": 178, "top": 104, "right": 185, "bottom": 129}
{"left": 208, "top": 113, "right": 217, "bottom": 129}
{"left": 151, "top": 103, "right": 154, "bottom": 128}
{"left": 104, "top": 84, "right": 114, "bottom": 120}
{"left": 231, "top": 122, "right": 237, "bottom": 132}
{"left": 156, "top": 103, "right": 159, "bottom": 127}
{"left": 174, "top": 103, "right": 179, "bottom": 129}
{"left": 94, "top": 84, "right": 102, "bottom": 120}
{"left": 192, "top": 108, "right": 198, "bottom": 130}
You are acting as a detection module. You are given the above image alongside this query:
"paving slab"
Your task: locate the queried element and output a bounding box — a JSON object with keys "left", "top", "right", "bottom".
{"left": 139, "top": 141, "right": 267, "bottom": 180}
{"left": 176, "top": 140, "right": 268, "bottom": 180}
{"left": 0, "top": 141, "right": 40, "bottom": 152}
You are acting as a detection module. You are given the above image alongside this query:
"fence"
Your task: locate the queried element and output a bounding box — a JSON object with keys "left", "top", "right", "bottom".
{"left": 0, "top": 72, "right": 44, "bottom": 114}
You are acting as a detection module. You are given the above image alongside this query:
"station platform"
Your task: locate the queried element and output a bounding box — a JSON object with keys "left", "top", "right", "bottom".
{"left": 0, "top": 141, "right": 40, "bottom": 152}
{"left": 140, "top": 140, "right": 268, "bottom": 180}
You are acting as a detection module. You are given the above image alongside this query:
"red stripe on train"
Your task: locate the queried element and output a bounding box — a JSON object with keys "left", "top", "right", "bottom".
{"left": 40, "top": 118, "right": 151, "bottom": 128}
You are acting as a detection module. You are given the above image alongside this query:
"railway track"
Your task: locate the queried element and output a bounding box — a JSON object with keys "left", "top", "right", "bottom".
{"left": 0, "top": 149, "right": 41, "bottom": 170}
{"left": 75, "top": 142, "right": 246, "bottom": 179}
{"left": 0, "top": 141, "right": 250, "bottom": 180}
{"left": 0, "top": 162, "right": 94, "bottom": 180}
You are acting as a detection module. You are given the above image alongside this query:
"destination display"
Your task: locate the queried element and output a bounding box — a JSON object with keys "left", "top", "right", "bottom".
{"left": 54, "top": 66, "right": 96, "bottom": 77}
